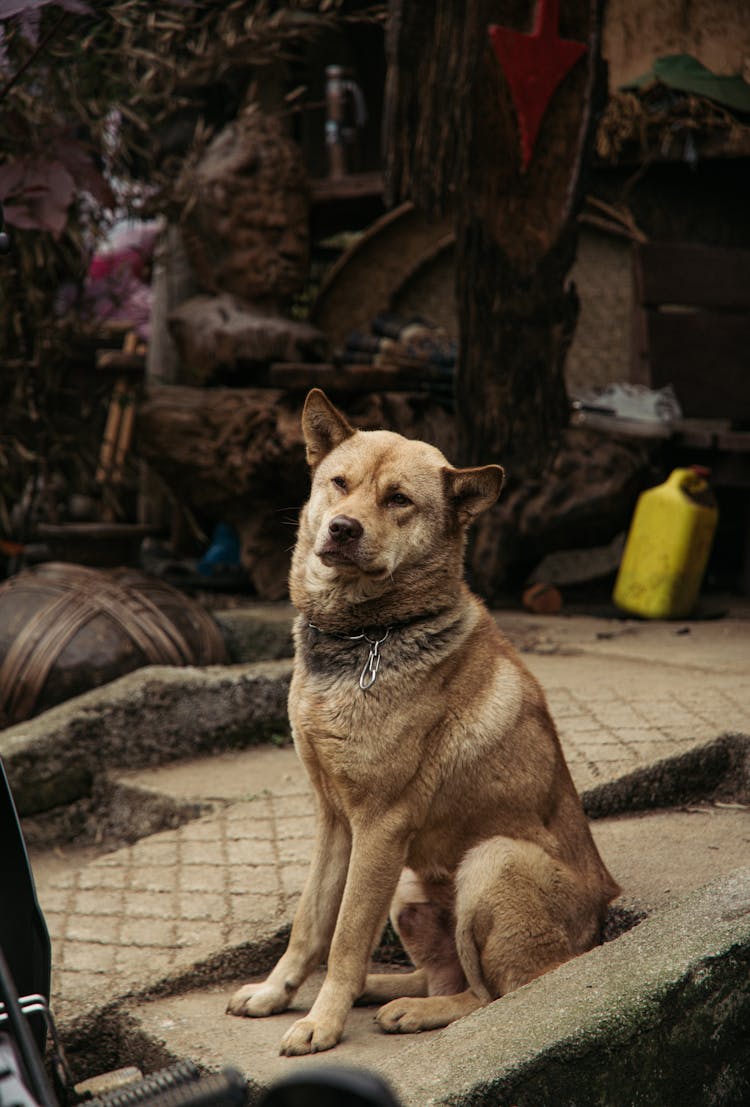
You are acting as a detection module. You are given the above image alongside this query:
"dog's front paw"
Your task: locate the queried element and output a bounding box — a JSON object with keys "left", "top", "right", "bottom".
{"left": 279, "top": 1017, "right": 341, "bottom": 1056}
{"left": 226, "top": 982, "right": 290, "bottom": 1018}
{"left": 375, "top": 998, "right": 425, "bottom": 1034}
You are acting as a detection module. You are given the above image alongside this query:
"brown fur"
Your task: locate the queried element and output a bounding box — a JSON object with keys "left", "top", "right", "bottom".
{"left": 227, "top": 389, "right": 620, "bottom": 1055}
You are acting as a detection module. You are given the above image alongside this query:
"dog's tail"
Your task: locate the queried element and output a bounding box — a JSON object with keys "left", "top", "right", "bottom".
{"left": 455, "top": 918, "right": 492, "bottom": 1004}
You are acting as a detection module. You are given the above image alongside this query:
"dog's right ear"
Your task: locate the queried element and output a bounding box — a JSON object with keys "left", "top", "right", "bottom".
{"left": 301, "top": 389, "right": 356, "bottom": 468}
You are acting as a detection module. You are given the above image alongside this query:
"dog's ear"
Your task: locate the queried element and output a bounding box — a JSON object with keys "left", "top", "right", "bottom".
{"left": 301, "top": 389, "right": 355, "bottom": 468}
{"left": 443, "top": 464, "right": 505, "bottom": 526}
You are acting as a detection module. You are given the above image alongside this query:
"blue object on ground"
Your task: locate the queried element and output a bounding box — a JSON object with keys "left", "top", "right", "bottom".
{"left": 198, "top": 523, "right": 241, "bottom": 577}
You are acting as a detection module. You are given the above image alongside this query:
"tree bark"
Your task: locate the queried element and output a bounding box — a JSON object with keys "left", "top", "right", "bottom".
{"left": 386, "top": 0, "right": 606, "bottom": 478}
{"left": 454, "top": 218, "right": 575, "bottom": 475}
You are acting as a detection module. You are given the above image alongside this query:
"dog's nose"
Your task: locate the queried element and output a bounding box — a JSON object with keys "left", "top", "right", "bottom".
{"left": 328, "top": 515, "right": 363, "bottom": 544}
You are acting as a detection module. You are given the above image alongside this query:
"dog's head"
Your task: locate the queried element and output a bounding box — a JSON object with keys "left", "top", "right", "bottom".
{"left": 290, "top": 390, "right": 504, "bottom": 619}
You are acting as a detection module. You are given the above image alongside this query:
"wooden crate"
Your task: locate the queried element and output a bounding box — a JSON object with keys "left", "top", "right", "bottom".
{"left": 631, "top": 242, "right": 750, "bottom": 422}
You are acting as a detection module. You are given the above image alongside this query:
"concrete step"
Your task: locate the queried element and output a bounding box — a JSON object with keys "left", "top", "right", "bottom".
{"left": 4, "top": 602, "right": 749, "bottom": 1103}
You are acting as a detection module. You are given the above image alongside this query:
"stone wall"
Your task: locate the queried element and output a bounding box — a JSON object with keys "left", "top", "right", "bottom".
{"left": 604, "top": 0, "right": 750, "bottom": 87}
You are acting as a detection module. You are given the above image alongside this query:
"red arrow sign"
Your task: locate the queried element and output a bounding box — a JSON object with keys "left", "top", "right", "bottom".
{"left": 489, "top": 0, "right": 587, "bottom": 171}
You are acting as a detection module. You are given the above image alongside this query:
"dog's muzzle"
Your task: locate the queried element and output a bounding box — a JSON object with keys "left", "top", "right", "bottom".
{"left": 327, "top": 515, "right": 363, "bottom": 545}
{"left": 319, "top": 515, "right": 364, "bottom": 564}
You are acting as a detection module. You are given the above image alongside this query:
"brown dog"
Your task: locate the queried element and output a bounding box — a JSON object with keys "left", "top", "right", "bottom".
{"left": 227, "top": 389, "right": 620, "bottom": 1055}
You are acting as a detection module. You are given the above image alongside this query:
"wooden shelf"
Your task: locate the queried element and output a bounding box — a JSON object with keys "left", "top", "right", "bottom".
{"left": 310, "top": 172, "right": 384, "bottom": 204}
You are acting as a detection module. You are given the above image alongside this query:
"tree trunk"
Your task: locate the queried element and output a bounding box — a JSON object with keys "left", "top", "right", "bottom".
{"left": 386, "top": 0, "right": 606, "bottom": 593}
{"left": 453, "top": 217, "right": 575, "bottom": 475}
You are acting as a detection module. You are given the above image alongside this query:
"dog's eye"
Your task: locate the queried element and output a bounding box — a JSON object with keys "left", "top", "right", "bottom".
{"left": 331, "top": 476, "right": 347, "bottom": 491}
{"left": 388, "top": 492, "right": 412, "bottom": 507}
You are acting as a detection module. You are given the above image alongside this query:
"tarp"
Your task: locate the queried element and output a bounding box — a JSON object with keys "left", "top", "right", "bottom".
{"left": 623, "top": 54, "right": 750, "bottom": 115}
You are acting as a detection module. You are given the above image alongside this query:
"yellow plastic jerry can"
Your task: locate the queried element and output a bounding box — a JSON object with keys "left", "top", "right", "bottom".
{"left": 613, "top": 467, "right": 718, "bottom": 619}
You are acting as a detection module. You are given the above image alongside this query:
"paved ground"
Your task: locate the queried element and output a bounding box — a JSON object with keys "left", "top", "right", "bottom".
{"left": 16, "top": 603, "right": 750, "bottom": 1093}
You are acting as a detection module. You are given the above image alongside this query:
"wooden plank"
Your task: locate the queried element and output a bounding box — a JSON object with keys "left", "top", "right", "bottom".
{"left": 672, "top": 419, "right": 731, "bottom": 450}
{"left": 716, "top": 430, "right": 750, "bottom": 453}
{"left": 644, "top": 310, "right": 750, "bottom": 419}
{"left": 636, "top": 242, "right": 750, "bottom": 310}
{"left": 310, "top": 172, "right": 384, "bottom": 204}
{"left": 268, "top": 363, "right": 435, "bottom": 393}
{"left": 96, "top": 350, "right": 147, "bottom": 374}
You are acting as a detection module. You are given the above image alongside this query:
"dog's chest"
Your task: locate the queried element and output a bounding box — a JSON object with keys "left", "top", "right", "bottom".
{"left": 292, "top": 670, "right": 409, "bottom": 753}
{"left": 289, "top": 660, "right": 430, "bottom": 800}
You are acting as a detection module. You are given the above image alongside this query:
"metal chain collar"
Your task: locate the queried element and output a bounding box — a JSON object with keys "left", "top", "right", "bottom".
{"left": 308, "top": 624, "right": 391, "bottom": 691}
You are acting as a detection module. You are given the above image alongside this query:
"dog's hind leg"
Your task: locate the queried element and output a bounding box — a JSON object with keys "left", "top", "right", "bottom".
{"left": 454, "top": 836, "right": 593, "bottom": 999}
{"left": 375, "top": 838, "right": 594, "bottom": 1035}
{"left": 376, "top": 988, "right": 485, "bottom": 1033}
{"left": 362, "top": 868, "right": 465, "bottom": 1007}
{"left": 357, "top": 968, "right": 428, "bottom": 1004}
{"left": 372, "top": 880, "right": 484, "bottom": 1031}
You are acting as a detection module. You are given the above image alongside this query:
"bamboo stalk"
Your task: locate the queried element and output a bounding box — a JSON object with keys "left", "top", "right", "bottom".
{"left": 96, "top": 378, "right": 127, "bottom": 484}
{"left": 111, "top": 394, "right": 136, "bottom": 485}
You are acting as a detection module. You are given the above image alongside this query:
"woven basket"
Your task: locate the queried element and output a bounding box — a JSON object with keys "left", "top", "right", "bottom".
{"left": 0, "top": 563, "right": 228, "bottom": 727}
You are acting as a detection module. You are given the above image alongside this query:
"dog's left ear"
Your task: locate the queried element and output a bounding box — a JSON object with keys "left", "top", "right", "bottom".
{"left": 443, "top": 465, "right": 505, "bottom": 526}
{"left": 301, "top": 389, "right": 356, "bottom": 468}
